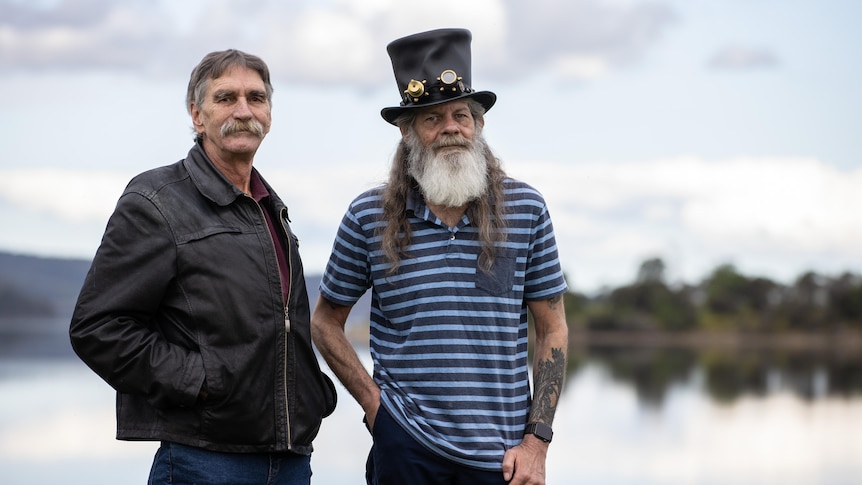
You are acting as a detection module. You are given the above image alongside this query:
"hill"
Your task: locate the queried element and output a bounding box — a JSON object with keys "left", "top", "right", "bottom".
{"left": 0, "top": 252, "right": 91, "bottom": 318}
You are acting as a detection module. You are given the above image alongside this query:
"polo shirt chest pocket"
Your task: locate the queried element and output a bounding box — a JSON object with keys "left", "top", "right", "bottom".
{"left": 474, "top": 249, "right": 517, "bottom": 296}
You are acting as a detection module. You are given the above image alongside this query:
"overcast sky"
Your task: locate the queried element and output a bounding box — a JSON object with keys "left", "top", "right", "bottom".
{"left": 1, "top": 0, "right": 860, "bottom": 293}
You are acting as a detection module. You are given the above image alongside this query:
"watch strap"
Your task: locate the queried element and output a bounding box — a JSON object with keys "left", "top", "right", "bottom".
{"left": 524, "top": 422, "right": 553, "bottom": 443}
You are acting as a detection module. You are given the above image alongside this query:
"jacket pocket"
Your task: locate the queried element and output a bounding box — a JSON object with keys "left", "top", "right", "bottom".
{"left": 317, "top": 372, "right": 337, "bottom": 419}
{"left": 176, "top": 225, "right": 243, "bottom": 244}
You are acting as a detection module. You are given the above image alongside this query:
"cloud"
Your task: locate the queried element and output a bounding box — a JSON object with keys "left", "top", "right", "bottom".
{"left": 0, "top": 168, "right": 130, "bottom": 222}
{"left": 0, "top": 0, "right": 179, "bottom": 72}
{"left": 0, "top": 0, "right": 677, "bottom": 84}
{"left": 517, "top": 156, "right": 862, "bottom": 254}
{"left": 709, "top": 45, "right": 780, "bottom": 69}
{"left": 503, "top": 0, "right": 677, "bottom": 80}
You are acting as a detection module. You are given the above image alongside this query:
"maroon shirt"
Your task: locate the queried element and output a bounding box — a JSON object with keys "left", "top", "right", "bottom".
{"left": 250, "top": 170, "right": 290, "bottom": 303}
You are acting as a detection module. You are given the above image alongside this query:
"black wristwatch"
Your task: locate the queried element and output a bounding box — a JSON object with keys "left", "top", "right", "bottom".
{"left": 524, "top": 422, "right": 553, "bottom": 443}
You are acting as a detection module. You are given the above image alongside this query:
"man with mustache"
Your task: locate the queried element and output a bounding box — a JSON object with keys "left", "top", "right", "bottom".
{"left": 312, "top": 29, "right": 569, "bottom": 485}
{"left": 70, "top": 49, "right": 336, "bottom": 485}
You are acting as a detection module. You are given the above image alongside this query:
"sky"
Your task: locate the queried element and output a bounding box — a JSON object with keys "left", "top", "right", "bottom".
{"left": 1, "top": 0, "right": 860, "bottom": 294}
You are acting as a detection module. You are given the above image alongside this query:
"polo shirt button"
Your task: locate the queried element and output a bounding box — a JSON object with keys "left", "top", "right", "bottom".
{"left": 450, "top": 234, "right": 456, "bottom": 240}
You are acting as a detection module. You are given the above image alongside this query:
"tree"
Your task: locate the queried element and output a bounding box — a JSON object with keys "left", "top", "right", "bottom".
{"left": 598, "top": 258, "right": 698, "bottom": 331}
{"left": 704, "top": 264, "right": 750, "bottom": 315}
{"left": 783, "top": 271, "right": 829, "bottom": 329}
{"left": 828, "top": 272, "right": 862, "bottom": 327}
{"left": 636, "top": 257, "right": 666, "bottom": 285}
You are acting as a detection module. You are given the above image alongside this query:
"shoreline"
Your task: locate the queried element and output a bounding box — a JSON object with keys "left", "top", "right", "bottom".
{"left": 568, "top": 329, "right": 862, "bottom": 353}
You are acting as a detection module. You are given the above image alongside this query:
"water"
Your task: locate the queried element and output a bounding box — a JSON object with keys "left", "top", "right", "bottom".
{"left": 1, "top": 320, "right": 861, "bottom": 485}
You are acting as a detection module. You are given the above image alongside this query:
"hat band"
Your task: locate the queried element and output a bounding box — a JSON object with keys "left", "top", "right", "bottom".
{"left": 400, "top": 69, "right": 474, "bottom": 106}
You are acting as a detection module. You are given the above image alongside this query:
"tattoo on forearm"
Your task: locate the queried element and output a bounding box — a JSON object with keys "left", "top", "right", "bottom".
{"left": 546, "top": 294, "right": 563, "bottom": 310}
{"left": 531, "top": 347, "right": 566, "bottom": 424}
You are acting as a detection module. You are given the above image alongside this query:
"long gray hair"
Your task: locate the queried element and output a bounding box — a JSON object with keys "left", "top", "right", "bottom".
{"left": 380, "top": 99, "right": 508, "bottom": 275}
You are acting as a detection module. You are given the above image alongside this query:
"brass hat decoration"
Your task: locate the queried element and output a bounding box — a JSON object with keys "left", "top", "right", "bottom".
{"left": 404, "top": 69, "right": 467, "bottom": 103}
{"left": 381, "top": 28, "right": 496, "bottom": 125}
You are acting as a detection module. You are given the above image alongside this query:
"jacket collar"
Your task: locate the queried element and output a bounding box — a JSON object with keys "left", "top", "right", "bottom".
{"left": 183, "top": 141, "right": 255, "bottom": 207}
{"left": 182, "top": 142, "right": 289, "bottom": 217}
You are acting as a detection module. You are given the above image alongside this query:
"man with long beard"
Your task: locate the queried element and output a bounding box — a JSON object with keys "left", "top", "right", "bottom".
{"left": 312, "top": 29, "right": 569, "bottom": 485}
{"left": 70, "top": 49, "right": 336, "bottom": 484}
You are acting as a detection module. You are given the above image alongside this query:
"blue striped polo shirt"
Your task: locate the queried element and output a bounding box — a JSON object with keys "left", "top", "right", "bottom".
{"left": 319, "top": 178, "right": 567, "bottom": 470}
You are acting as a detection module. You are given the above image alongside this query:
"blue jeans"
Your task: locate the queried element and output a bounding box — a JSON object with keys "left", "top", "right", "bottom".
{"left": 366, "top": 407, "right": 507, "bottom": 485}
{"left": 148, "top": 442, "right": 311, "bottom": 485}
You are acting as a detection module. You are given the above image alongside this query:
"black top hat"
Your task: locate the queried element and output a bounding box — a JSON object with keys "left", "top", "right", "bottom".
{"left": 380, "top": 28, "right": 496, "bottom": 125}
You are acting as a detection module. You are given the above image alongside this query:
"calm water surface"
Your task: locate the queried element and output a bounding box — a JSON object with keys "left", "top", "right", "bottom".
{"left": 1, "top": 319, "right": 860, "bottom": 485}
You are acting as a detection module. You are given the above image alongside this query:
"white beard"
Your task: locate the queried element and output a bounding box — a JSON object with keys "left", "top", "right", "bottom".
{"left": 407, "top": 133, "right": 489, "bottom": 208}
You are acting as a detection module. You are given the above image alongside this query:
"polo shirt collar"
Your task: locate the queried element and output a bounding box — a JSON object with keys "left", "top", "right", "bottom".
{"left": 404, "top": 185, "right": 499, "bottom": 218}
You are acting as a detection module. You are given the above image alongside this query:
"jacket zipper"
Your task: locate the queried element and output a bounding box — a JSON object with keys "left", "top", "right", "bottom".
{"left": 249, "top": 195, "right": 292, "bottom": 449}
{"left": 280, "top": 207, "right": 294, "bottom": 450}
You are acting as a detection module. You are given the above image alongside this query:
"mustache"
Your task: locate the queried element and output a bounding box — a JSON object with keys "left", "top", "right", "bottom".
{"left": 431, "top": 135, "right": 471, "bottom": 149}
{"left": 220, "top": 119, "right": 265, "bottom": 138}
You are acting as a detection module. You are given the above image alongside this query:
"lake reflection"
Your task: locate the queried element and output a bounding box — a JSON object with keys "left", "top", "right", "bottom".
{"left": 572, "top": 343, "right": 862, "bottom": 407}
{"left": 1, "top": 326, "right": 860, "bottom": 485}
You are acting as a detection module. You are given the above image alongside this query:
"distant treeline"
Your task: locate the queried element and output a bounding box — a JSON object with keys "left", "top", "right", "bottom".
{"left": 564, "top": 258, "right": 862, "bottom": 332}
